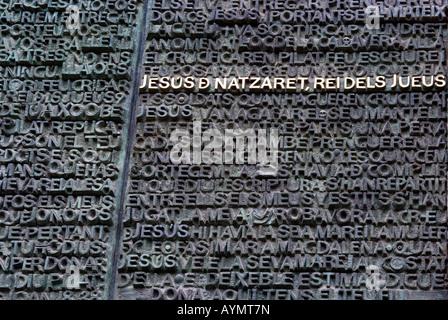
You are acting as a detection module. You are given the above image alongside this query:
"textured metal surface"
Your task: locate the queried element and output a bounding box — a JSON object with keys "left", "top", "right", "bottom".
{"left": 0, "top": 0, "right": 145, "bottom": 300}
{"left": 114, "top": 0, "right": 448, "bottom": 300}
